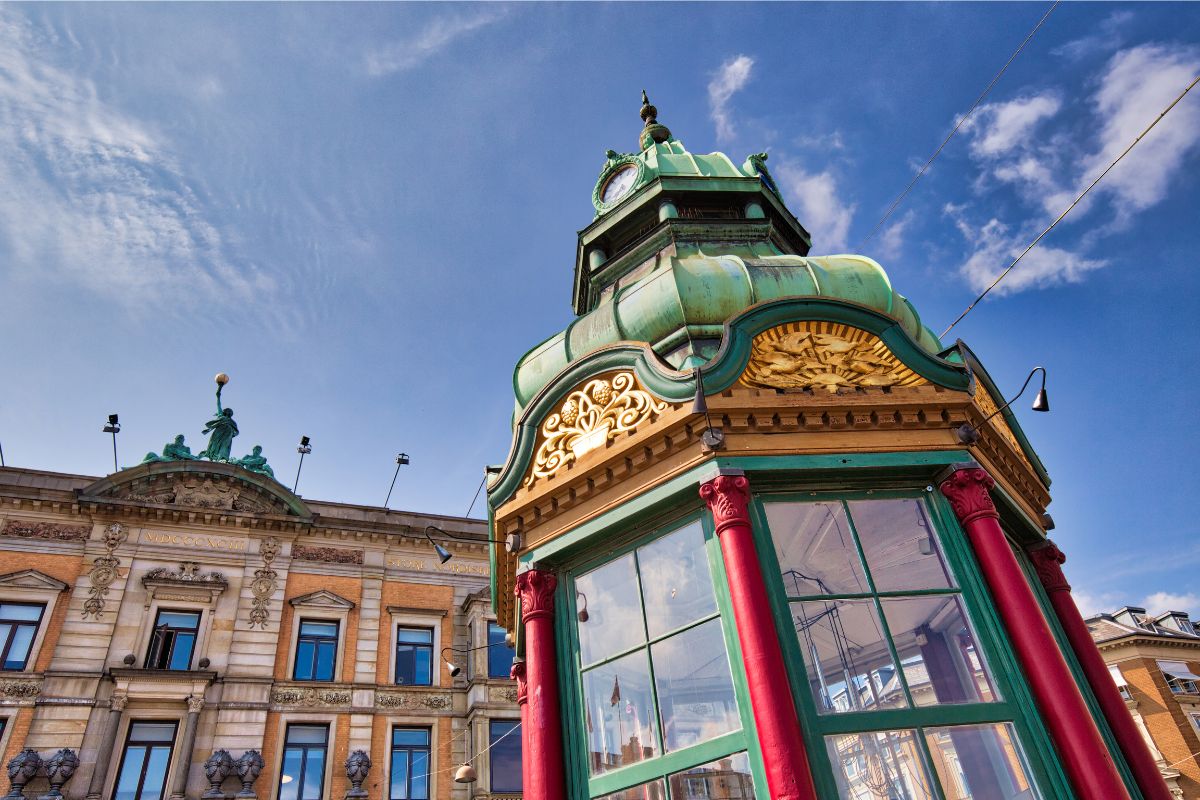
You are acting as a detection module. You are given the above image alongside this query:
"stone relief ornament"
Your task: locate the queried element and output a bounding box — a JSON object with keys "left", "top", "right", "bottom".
{"left": 526, "top": 372, "right": 669, "bottom": 486}
{"left": 291, "top": 545, "right": 363, "bottom": 565}
{"left": 4, "top": 749, "right": 40, "bottom": 800}
{"left": 375, "top": 692, "right": 452, "bottom": 711}
{"left": 37, "top": 749, "right": 79, "bottom": 800}
{"left": 0, "top": 521, "right": 89, "bottom": 542}
{"left": 82, "top": 523, "right": 126, "bottom": 619}
{"left": 202, "top": 750, "right": 235, "bottom": 799}
{"left": 344, "top": 751, "right": 371, "bottom": 799}
{"left": 270, "top": 687, "right": 351, "bottom": 707}
{"left": 740, "top": 321, "right": 927, "bottom": 393}
{"left": 144, "top": 563, "right": 227, "bottom": 584}
{"left": 0, "top": 680, "right": 40, "bottom": 699}
{"left": 248, "top": 538, "right": 279, "bottom": 630}
{"left": 234, "top": 750, "right": 264, "bottom": 799}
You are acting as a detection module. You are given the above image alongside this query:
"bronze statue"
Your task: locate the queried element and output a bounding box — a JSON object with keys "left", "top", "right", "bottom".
{"left": 236, "top": 445, "right": 274, "bottom": 478}
{"left": 200, "top": 379, "right": 239, "bottom": 461}
{"left": 142, "top": 435, "right": 199, "bottom": 463}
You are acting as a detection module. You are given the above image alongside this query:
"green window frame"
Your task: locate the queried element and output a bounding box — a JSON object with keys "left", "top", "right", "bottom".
{"left": 559, "top": 512, "right": 767, "bottom": 799}
{"left": 751, "top": 489, "right": 1076, "bottom": 800}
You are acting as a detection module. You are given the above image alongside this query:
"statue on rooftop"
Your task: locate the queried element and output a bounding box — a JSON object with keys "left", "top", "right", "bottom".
{"left": 200, "top": 374, "right": 239, "bottom": 462}
{"left": 142, "top": 434, "right": 199, "bottom": 463}
{"left": 236, "top": 445, "right": 274, "bottom": 478}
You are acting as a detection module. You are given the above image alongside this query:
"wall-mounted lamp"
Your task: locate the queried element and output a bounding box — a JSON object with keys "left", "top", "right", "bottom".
{"left": 692, "top": 367, "right": 725, "bottom": 451}
{"left": 384, "top": 452, "right": 411, "bottom": 509}
{"left": 440, "top": 642, "right": 503, "bottom": 678}
{"left": 293, "top": 436, "right": 312, "bottom": 493}
{"left": 423, "top": 525, "right": 521, "bottom": 565}
{"left": 956, "top": 366, "right": 1049, "bottom": 445}
{"left": 102, "top": 413, "right": 121, "bottom": 473}
{"left": 576, "top": 591, "right": 590, "bottom": 623}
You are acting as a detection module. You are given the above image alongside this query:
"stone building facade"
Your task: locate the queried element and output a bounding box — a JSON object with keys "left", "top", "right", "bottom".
{"left": 0, "top": 461, "right": 520, "bottom": 800}
{"left": 1089, "top": 607, "right": 1200, "bottom": 798}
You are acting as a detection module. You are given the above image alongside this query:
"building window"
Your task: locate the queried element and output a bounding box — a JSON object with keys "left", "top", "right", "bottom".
{"left": 389, "top": 727, "right": 430, "bottom": 800}
{"left": 279, "top": 724, "right": 328, "bottom": 800}
{"left": 489, "top": 720, "right": 522, "bottom": 793}
{"left": 488, "top": 622, "right": 515, "bottom": 678}
{"left": 113, "top": 721, "right": 177, "bottom": 800}
{"left": 394, "top": 627, "right": 433, "bottom": 686}
{"left": 1158, "top": 660, "right": 1200, "bottom": 694}
{"left": 1109, "top": 665, "right": 1132, "bottom": 700}
{"left": 762, "top": 496, "right": 1045, "bottom": 800}
{"left": 293, "top": 620, "right": 339, "bottom": 681}
{"left": 0, "top": 602, "right": 45, "bottom": 671}
{"left": 144, "top": 610, "right": 201, "bottom": 671}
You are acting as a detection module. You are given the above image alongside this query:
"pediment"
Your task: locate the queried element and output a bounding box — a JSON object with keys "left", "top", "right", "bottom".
{"left": 0, "top": 569, "right": 70, "bottom": 593}
{"left": 80, "top": 461, "right": 311, "bottom": 518}
{"left": 290, "top": 589, "right": 355, "bottom": 610}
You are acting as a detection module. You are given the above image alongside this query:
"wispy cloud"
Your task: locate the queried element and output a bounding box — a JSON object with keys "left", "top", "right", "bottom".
{"left": 0, "top": 10, "right": 272, "bottom": 313}
{"left": 875, "top": 210, "right": 913, "bottom": 261}
{"left": 1051, "top": 11, "right": 1133, "bottom": 62}
{"left": 777, "top": 162, "right": 855, "bottom": 252}
{"left": 364, "top": 8, "right": 507, "bottom": 77}
{"left": 708, "top": 55, "right": 754, "bottom": 142}
{"left": 964, "top": 93, "right": 1061, "bottom": 158}
{"left": 1141, "top": 591, "right": 1200, "bottom": 616}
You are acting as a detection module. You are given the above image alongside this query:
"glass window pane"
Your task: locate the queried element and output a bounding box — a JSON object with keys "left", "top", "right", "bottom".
{"left": 413, "top": 650, "right": 431, "bottom": 686}
{"left": 129, "top": 723, "right": 177, "bottom": 743}
{"left": 764, "top": 502, "right": 868, "bottom": 595}
{"left": 924, "top": 723, "right": 1041, "bottom": 799}
{"left": 0, "top": 604, "right": 43, "bottom": 621}
{"left": 114, "top": 746, "right": 148, "bottom": 800}
{"left": 581, "top": 649, "right": 660, "bottom": 774}
{"left": 651, "top": 618, "right": 740, "bottom": 751}
{"left": 395, "top": 646, "right": 415, "bottom": 683}
{"left": 793, "top": 599, "right": 906, "bottom": 713}
{"left": 825, "top": 730, "right": 936, "bottom": 800}
{"left": 596, "top": 780, "right": 666, "bottom": 800}
{"left": 294, "top": 641, "right": 315, "bottom": 680}
{"left": 157, "top": 611, "right": 200, "bottom": 628}
{"left": 279, "top": 748, "right": 303, "bottom": 800}
{"left": 410, "top": 751, "right": 429, "bottom": 799}
{"left": 489, "top": 720, "right": 522, "bottom": 792}
{"left": 287, "top": 725, "right": 328, "bottom": 744}
{"left": 880, "top": 596, "right": 999, "bottom": 706}
{"left": 315, "top": 640, "right": 335, "bottom": 680}
{"left": 390, "top": 751, "right": 410, "bottom": 799}
{"left": 577, "top": 552, "right": 645, "bottom": 665}
{"left": 5, "top": 625, "right": 34, "bottom": 668}
{"left": 302, "top": 748, "right": 325, "bottom": 799}
{"left": 668, "top": 751, "right": 756, "bottom": 799}
{"left": 396, "top": 628, "right": 432, "bottom": 644}
{"left": 849, "top": 499, "right": 955, "bottom": 591}
{"left": 489, "top": 622, "right": 515, "bottom": 678}
{"left": 637, "top": 522, "right": 718, "bottom": 638}
{"left": 168, "top": 633, "right": 195, "bottom": 670}
{"left": 140, "top": 746, "right": 171, "bottom": 800}
{"left": 300, "top": 621, "right": 337, "bottom": 637}
{"left": 393, "top": 728, "right": 430, "bottom": 746}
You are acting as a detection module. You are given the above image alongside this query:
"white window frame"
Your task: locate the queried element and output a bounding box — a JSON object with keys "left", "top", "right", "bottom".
{"left": 0, "top": 570, "right": 68, "bottom": 672}
{"left": 285, "top": 591, "right": 355, "bottom": 683}
{"left": 105, "top": 709, "right": 185, "bottom": 800}
{"left": 1158, "top": 660, "right": 1200, "bottom": 695}
{"left": 387, "top": 607, "right": 445, "bottom": 689}
{"left": 271, "top": 714, "right": 336, "bottom": 800}
{"left": 382, "top": 716, "right": 441, "bottom": 800}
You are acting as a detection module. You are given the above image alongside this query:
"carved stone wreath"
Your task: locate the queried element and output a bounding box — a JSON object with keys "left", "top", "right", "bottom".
{"left": 526, "top": 372, "right": 669, "bottom": 486}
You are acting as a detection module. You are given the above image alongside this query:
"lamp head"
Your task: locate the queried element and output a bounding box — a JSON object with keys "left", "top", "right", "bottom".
{"left": 453, "top": 764, "right": 477, "bottom": 784}
{"left": 444, "top": 658, "right": 461, "bottom": 678}
{"left": 434, "top": 543, "right": 453, "bottom": 564}
{"left": 691, "top": 383, "right": 708, "bottom": 416}
{"left": 396, "top": 452, "right": 410, "bottom": 466}
{"left": 1032, "top": 388, "right": 1049, "bottom": 412}
{"left": 505, "top": 532, "right": 522, "bottom": 555}
{"left": 214, "top": 373, "right": 229, "bottom": 386}
{"left": 299, "top": 436, "right": 310, "bottom": 447}
{"left": 108, "top": 413, "right": 119, "bottom": 426}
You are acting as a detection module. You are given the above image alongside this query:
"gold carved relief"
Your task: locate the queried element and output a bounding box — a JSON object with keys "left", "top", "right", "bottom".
{"left": 740, "top": 321, "right": 927, "bottom": 393}
{"left": 973, "top": 386, "right": 1033, "bottom": 469}
{"left": 526, "top": 372, "right": 670, "bottom": 486}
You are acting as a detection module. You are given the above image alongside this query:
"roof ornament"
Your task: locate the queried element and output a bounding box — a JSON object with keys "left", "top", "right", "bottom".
{"left": 639, "top": 89, "right": 672, "bottom": 150}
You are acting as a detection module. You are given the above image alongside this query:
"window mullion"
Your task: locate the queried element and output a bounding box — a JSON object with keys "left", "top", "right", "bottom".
{"left": 632, "top": 548, "right": 666, "bottom": 759}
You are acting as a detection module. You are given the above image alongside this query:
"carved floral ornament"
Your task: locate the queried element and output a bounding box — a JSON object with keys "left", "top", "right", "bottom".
{"left": 740, "top": 320, "right": 928, "bottom": 393}
{"left": 248, "top": 537, "right": 279, "bottom": 630}
{"left": 526, "top": 372, "right": 670, "bottom": 486}
{"left": 82, "top": 523, "right": 127, "bottom": 620}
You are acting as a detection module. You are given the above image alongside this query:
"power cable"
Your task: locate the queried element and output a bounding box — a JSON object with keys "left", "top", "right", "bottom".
{"left": 941, "top": 72, "right": 1200, "bottom": 337}
{"left": 857, "top": 1, "right": 1060, "bottom": 249}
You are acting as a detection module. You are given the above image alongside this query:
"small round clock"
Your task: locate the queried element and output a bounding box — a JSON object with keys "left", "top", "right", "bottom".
{"left": 601, "top": 164, "right": 638, "bottom": 204}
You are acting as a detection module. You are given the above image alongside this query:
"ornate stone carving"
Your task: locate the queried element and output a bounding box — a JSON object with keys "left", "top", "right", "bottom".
{"left": 938, "top": 467, "right": 998, "bottom": 525}
{"left": 36, "top": 749, "right": 79, "bottom": 800}
{"left": 270, "top": 687, "right": 351, "bottom": 707}
{"left": 375, "top": 692, "right": 452, "bottom": 711}
{"left": 109, "top": 692, "right": 129, "bottom": 712}
{"left": 144, "top": 563, "right": 227, "bottom": 585}
{"left": 120, "top": 477, "right": 278, "bottom": 514}
{"left": 526, "top": 372, "right": 669, "bottom": 486}
{"left": 202, "top": 749, "right": 234, "bottom": 799}
{"left": 740, "top": 321, "right": 928, "bottom": 393}
{"left": 234, "top": 750, "right": 263, "bottom": 798}
{"left": 489, "top": 685, "right": 519, "bottom": 704}
{"left": 82, "top": 523, "right": 126, "bottom": 619}
{"left": 344, "top": 750, "right": 371, "bottom": 799}
{"left": 0, "top": 680, "right": 40, "bottom": 699}
{"left": 1028, "top": 541, "right": 1071, "bottom": 594}
{"left": 292, "top": 545, "right": 363, "bottom": 565}
{"left": 4, "top": 749, "right": 40, "bottom": 800}
{"left": 699, "top": 474, "right": 752, "bottom": 536}
{"left": 248, "top": 538, "right": 279, "bottom": 630}
{"left": 0, "top": 521, "right": 89, "bottom": 542}
{"left": 186, "top": 694, "right": 205, "bottom": 714}
{"left": 515, "top": 569, "right": 557, "bottom": 622}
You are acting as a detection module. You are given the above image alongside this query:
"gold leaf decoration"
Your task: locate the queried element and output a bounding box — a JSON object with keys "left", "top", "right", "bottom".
{"left": 526, "top": 372, "right": 668, "bottom": 486}
{"left": 740, "top": 321, "right": 927, "bottom": 393}
{"left": 973, "top": 386, "right": 1033, "bottom": 469}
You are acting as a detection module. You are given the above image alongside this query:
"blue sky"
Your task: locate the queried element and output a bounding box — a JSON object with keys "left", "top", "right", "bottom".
{"left": 1, "top": 3, "right": 1198, "bottom": 616}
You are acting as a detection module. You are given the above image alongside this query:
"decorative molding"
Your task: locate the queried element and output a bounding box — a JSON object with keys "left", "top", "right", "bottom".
{"left": 526, "top": 372, "right": 669, "bottom": 486}
{"left": 515, "top": 570, "right": 557, "bottom": 622}
{"left": 270, "top": 687, "right": 351, "bottom": 707}
{"left": 488, "top": 685, "right": 519, "bottom": 704}
{"left": 1027, "top": 541, "right": 1071, "bottom": 594}
{"left": 0, "top": 521, "right": 88, "bottom": 543}
{"left": 109, "top": 692, "right": 128, "bottom": 712}
{"left": 248, "top": 538, "right": 279, "bottom": 630}
{"left": 938, "top": 466, "right": 999, "bottom": 526}
{"left": 186, "top": 695, "right": 205, "bottom": 714}
{"left": 375, "top": 691, "right": 451, "bottom": 711}
{"left": 511, "top": 661, "right": 528, "bottom": 706}
{"left": 740, "top": 321, "right": 928, "bottom": 393}
{"left": 973, "top": 386, "right": 1034, "bottom": 470}
{"left": 0, "top": 570, "right": 69, "bottom": 593}
{"left": 291, "top": 545, "right": 363, "bottom": 565}
{"left": 118, "top": 476, "right": 280, "bottom": 514}
{"left": 289, "top": 589, "right": 355, "bottom": 610}
{"left": 699, "top": 474, "right": 752, "bottom": 536}
{"left": 0, "top": 680, "right": 40, "bottom": 700}
{"left": 143, "top": 563, "right": 227, "bottom": 586}
{"left": 82, "top": 523, "right": 126, "bottom": 620}
{"left": 386, "top": 605, "right": 447, "bottom": 618}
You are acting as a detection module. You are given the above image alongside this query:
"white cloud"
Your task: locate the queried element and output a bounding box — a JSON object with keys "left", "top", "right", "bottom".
{"left": 875, "top": 210, "right": 913, "bottom": 261}
{"left": 1051, "top": 11, "right": 1133, "bottom": 62}
{"left": 776, "top": 162, "right": 855, "bottom": 252}
{"left": 708, "top": 55, "right": 754, "bottom": 142}
{"left": 364, "top": 8, "right": 507, "bottom": 77}
{"left": 0, "top": 11, "right": 272, "bottom": 313}
{"left": 1072, "top": 588, "right": 1122, "bottom": 618}
{"left": 966, "top": 93, "right": 1062, "bottom": 158}
{"left": 1141, "top": 591, "right": 1200, "bottom": 617}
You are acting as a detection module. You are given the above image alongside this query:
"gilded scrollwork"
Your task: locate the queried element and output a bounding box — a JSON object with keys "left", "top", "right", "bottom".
{"left": 82, "top": 523, "right": 126, "bottom": 619}
{"left": 973, "top": 386, "right": 1034, "bottom": 469}
{"left": 526, "top": 372, "right": 669, "bottom": 486}
{"left": 740, "top": 321, "right": 927, "bottom": 393}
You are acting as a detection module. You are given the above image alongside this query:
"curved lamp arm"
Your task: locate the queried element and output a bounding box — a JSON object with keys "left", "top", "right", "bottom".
{"left": 957, "top": 366, "right": 1049, "bottom": 444}
{"left": 423, "top": 525, "right": 522, "bottom": 564}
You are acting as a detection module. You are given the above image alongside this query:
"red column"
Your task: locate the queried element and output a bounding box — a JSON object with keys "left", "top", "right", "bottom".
{"left": 1028, "top": 541, "right": 1174, "bottom": 800}
{"left": 938, "top": 465, "right": 1131, "bottom": 800}
{"left": 700, "top": 472, "right": 819, "bottom": 800}
{"left": 516, "top": 569, "right": 566, "bottom": 800}
{"left": 511, "top": 658, "right": 532, "bottom": 796}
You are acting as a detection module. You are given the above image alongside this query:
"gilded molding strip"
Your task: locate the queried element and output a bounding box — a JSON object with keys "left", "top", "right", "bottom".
{"left": 740, "top": 321, "right": 928, "bottom": 393}
{"left": 526, "top": 372, "right": 669, "bottom": 486}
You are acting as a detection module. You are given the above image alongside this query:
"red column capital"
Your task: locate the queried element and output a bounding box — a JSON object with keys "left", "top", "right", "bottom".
{"left": 515, "top": 569, "right": 558, "bottom": 622}
{"left": 510, "top": 659, "right": 528, "bottom": 706}
{"left": 938, "top": 465, "right": 999, "bottom": 525}
{"left": 699, "top": 473, "right": 751, "bottom": 534}
{"left": 1028, "top": 541, "right": 1071, "bottom": 593}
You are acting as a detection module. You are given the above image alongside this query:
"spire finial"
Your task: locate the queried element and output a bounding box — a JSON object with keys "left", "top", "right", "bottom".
{"left": 638, "top": 89, "right": 670, "bottom": 150}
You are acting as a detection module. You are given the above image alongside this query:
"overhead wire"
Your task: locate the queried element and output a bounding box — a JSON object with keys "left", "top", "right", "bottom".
{"left": 940, "top": 72, "right": 1200, "bottom": 337}
{"left": 857, "top": 1, "right": 1060, "bottom": 249}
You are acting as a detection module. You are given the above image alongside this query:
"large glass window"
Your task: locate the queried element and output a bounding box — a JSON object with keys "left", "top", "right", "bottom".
{"left": 279, "top": 724, "right": 328, "bottom": 800}
{"left": 0, "top": 602, "right": 45, "bottom": 671}
{"left": 572, "top": 519, "right": 750, "bottom": 798}
{"left": 488, "top": 622, "right": 515, "bottom": 678}
{"left": 144, "top": 610, "right": 200, "bottom": 671}
{"left": 113, "top": 721, "right": 177, "bottom": 800}
{"left": 294, "top": 620, "right": 338, "bottom": 682}
{"left": 390, "top": 727, "right": 430, "bottom": 800}
{"left": 394, "top": 627, "right": 433, "bottom": 686}
{"left": 489, "top": 720, "right": 522, "bottom": 793}
{"left": 1158, "top": 660, "right": 1200, "bottom": 695}
{"left": 763, "top": 496, "right": 1044, "bottom": 800}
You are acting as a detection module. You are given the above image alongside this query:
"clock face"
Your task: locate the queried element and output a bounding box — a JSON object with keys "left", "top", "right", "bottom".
{"left": 601, "top": 165, "right": 638, "bottom": 204}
